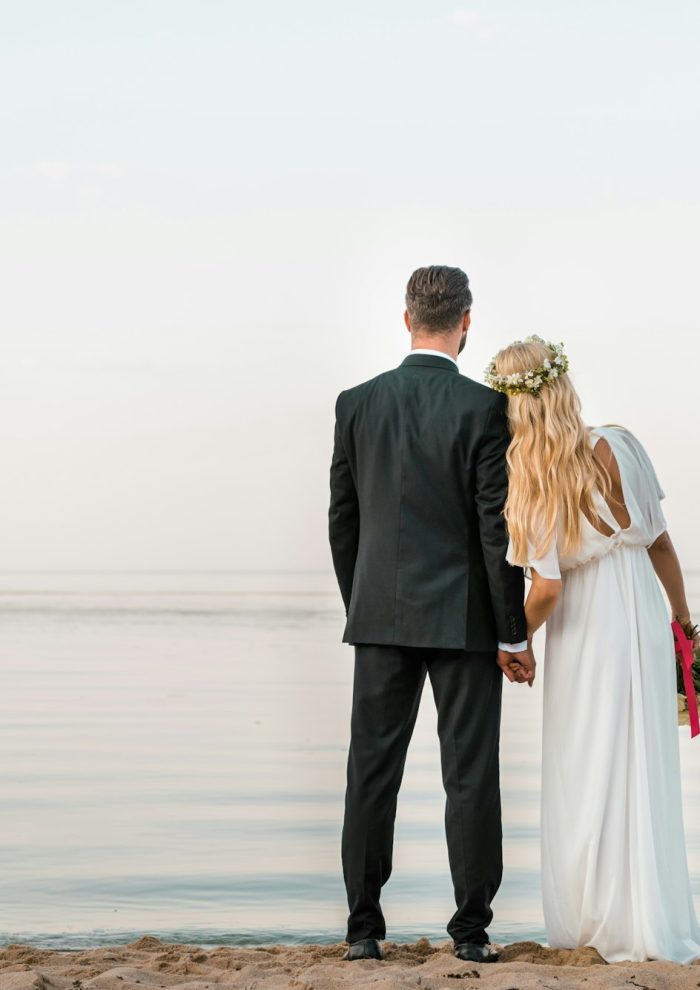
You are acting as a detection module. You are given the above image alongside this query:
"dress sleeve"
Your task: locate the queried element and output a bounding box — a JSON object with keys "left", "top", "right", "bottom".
{"left": 527, "top": 530, "right": 562, "bottom": 580}
{"left": 625, "top": 431, "right": 668, "bottom": 544}
{"left": 507, "top": 526, "right": 561, "bottom": 580}
{"left": 603, "top": 426, "right": 668, "bottom": 547}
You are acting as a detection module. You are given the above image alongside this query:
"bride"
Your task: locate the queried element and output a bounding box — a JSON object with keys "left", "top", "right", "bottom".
{"left": 486, "top": 335, "right": 700, "bottom": 963}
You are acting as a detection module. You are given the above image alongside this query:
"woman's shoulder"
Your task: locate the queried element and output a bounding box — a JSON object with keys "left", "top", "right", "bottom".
{"left": 589, "top": 423, "right": 633, "bottom": 440}
{"left": 590, "top": 423, "right": 650, "bottom": 453}
{"left": 589, "top": 423, "right": 645, "bottom": 456}
{"left": 590, "top": 424, "right": 665, "bottom": 499}
{"left": 588, "top": 425, "right": 631, "bottom": 467}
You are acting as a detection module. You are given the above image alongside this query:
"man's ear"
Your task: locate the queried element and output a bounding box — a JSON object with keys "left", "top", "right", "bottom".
{"left": 463, "top": 310, "right": 471, "bottom": 332}
{"left": 404, "top": 309, "right": 412, "bottom": 333}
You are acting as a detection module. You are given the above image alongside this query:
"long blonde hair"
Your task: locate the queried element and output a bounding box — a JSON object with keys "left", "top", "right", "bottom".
{"left": 493, "top": 338, "right": 611, "bottom": 564}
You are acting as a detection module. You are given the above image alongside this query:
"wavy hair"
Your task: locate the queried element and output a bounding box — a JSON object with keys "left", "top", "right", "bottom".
{"left": 492, "top": 338, "right": 611, "bottom": 566}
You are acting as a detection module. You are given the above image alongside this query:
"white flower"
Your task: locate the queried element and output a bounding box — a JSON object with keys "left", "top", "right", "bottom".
{"left": 543, "top": 358, "right": 551, "bottom": 369}
{"left": 550, "top": 369, "right": 559, "bottom": 379}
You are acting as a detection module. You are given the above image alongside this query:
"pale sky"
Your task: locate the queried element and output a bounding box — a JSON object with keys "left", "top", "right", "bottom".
{"left": 1, "top": 0, "right": 699, "bottom": 571}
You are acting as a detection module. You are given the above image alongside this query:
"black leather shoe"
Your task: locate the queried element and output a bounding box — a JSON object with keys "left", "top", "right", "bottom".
{"left": 343, "top": 938, "right": 385, "bottom": 960}
{"left": 453, "top": 942, "right": 500, "bottom": 963}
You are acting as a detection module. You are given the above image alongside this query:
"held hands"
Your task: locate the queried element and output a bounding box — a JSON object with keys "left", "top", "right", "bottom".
{"left": 497, "top": 643, "right": 536, "bottom": 687}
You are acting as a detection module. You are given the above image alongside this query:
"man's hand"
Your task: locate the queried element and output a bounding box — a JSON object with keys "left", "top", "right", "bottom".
{"left": 497, "top": 645, "right": 536, "bottom": 687}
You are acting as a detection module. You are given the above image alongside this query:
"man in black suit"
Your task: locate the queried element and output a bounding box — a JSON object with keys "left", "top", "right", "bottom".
{"left": 328, "top": 265, "right": 534, "bottom": 963}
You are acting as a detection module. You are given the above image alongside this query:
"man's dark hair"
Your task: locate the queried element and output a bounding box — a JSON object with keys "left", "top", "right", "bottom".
{"left": 405, "top": 265, "right": 472, "bottom": 333}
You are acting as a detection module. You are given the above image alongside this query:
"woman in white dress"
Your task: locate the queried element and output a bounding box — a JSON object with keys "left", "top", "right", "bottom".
{"left": 486, "top": 335, "right": 700, "bottom": 964}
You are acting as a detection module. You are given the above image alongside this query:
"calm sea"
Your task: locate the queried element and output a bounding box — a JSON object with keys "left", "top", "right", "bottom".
{"left": 1, "top": 570, "right": 699, "bottom": 950}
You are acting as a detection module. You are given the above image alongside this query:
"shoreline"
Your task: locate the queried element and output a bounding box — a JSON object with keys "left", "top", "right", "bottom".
{"left": 2, "top": 935, "right": 700, "bottom": 990}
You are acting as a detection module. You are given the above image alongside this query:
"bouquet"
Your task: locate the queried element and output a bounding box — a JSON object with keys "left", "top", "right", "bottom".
{"left": 674, "top": 618, "right": 700, "bottom": 738}
{"left": 676, "top": 646, "right": 700, "bottom": 695}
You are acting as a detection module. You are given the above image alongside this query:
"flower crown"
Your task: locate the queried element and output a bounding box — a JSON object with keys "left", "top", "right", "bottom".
{"left": 484, "top": 335, "right": 569, "bottom": 396}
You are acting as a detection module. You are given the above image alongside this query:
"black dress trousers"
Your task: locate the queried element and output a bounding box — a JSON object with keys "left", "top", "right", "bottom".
{"left": 341, "top": 642, "right": 504, "bottom": 946}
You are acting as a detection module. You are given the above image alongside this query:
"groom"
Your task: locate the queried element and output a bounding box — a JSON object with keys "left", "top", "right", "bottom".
{"left": 328, "top": 265, "right": 534, "bottom": 963}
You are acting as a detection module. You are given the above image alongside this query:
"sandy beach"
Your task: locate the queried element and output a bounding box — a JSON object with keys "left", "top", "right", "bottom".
{"left": 2, "top": 936, "right": 700, "bottom": 990}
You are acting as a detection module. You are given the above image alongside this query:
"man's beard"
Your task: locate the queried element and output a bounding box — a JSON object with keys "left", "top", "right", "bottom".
{"left": 457, "top": 330, "right": 468, "bottom": 354}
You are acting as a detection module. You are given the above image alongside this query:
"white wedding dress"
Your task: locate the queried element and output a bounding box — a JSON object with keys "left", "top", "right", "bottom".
{"left": 508, "top": 424, "right": 700, "bottom": 963}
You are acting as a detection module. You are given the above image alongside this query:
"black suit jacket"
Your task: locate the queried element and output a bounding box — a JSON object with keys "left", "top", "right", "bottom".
{"left": 328, "top": 352, "right": 526, "bottom": 651}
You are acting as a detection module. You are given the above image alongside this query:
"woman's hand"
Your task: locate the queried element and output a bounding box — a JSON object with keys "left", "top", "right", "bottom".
{"left": 676, "top": 615, "right": 700, "bottom": 652}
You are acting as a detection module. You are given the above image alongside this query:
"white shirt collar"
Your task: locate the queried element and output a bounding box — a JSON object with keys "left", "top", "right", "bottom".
{"left": 409, "top": 348, "right": 459, "bottom": 367}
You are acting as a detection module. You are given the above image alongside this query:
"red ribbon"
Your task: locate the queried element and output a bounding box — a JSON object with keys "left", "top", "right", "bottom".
{"left": 672, "top": 620, "right": 700, "bottom": 739}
